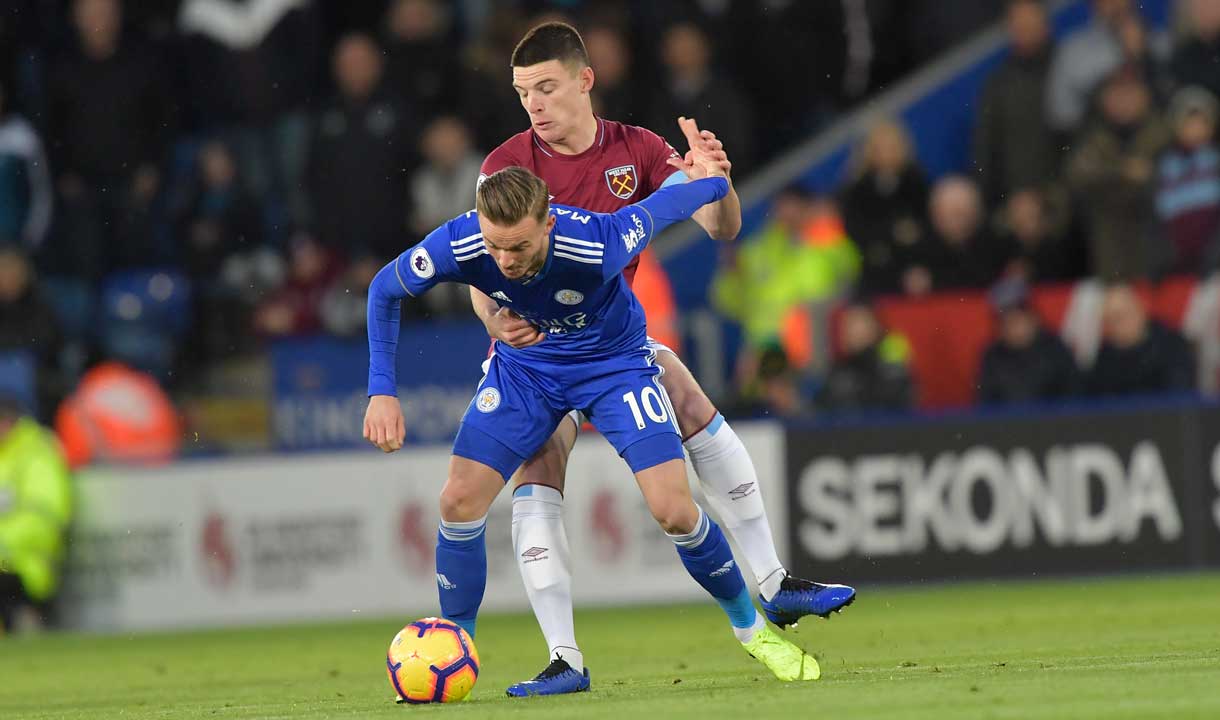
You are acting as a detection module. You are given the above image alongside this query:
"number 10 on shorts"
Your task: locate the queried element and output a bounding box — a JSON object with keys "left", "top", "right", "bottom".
{"left": 622, "top": 387, "right": 669, "bottom": 430}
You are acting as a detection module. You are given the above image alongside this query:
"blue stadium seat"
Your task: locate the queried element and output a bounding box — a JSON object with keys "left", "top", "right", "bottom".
{"left": 0, "top": 350, "right": 37, "bottom": 415}
{"left": 99, "top": 270, "right": 192, "bottom": 377}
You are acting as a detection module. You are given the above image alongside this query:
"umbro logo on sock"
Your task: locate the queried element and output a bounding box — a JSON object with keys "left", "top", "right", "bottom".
{"left": 728, "top": 482, "right": 756, "bottom": 500}
{"left": 436, "top": 573, "right": 457, "bottom": 590}
{"left": 709, "top": 559, "right": 735, "bottom": 577}
{"left": 491, "top": 291, "right": 512, "bottom": 302}
{"left": 521, "top": 546, "right": 549, "bottom": 563}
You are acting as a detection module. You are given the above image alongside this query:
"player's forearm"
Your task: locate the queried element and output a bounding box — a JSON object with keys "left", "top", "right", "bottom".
{"left": 694, "top": 181, "right": 742, "bottom": 241}
{"left": 469, "top": 286, "right": 499, "bottom": 326}
{"left": 366, "top": 258, "right": 409, "bottom": 397}
{"left": 638, "top": 176, "right": 730, "bottom": 234}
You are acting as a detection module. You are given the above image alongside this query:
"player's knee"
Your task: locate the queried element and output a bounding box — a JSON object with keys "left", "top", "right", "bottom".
{"left": 650, "top": 497, "right": 701, "bottom": 535}
{"left": 439, "top": 480, "right": 492, "bottom": 522}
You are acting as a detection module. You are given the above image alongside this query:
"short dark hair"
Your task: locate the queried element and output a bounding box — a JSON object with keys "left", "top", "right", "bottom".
{"left": 476, "top": 167, "right": 550, "bottom": 226}
{"left": 511, "top": 22, "right": 589, "bottom": 69}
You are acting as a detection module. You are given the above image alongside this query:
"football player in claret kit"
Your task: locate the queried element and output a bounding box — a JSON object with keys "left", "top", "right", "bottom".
{"left": 470, "top": 22, "right": 855, "bottom": 696}
{"left": 363, "top": 161, "right": 821, "bottom": 691}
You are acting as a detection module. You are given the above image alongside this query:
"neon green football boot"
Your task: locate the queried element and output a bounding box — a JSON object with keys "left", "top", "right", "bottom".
{"left": 741, "top": 625, "right": 821, "bottom": 681}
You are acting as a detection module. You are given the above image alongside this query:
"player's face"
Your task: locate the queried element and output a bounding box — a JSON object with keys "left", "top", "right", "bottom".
{"left": 481, "top": 213, "right": 557, "bottom": 280}
{"left": 512, "top": 60, "right": 594, "bottom": 145}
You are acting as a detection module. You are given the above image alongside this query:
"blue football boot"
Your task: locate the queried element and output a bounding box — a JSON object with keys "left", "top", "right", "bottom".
{"left": 760, "top": 574, "right": 856, "bottom": 629}
{"left": 506, "top": 658, "right": 591, "bottom": 697}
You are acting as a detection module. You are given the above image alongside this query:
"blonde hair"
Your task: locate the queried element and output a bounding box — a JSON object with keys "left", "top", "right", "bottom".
{"left": 850, "top": 119, "right": 915, "bottom": 180}
{"left": 476, "top": 167, "right": 550, "bottom": 225}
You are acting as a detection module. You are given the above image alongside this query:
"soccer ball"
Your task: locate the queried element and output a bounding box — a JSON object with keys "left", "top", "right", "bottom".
{"left": 386, "top": 617, "right": 480, "bottom": 704}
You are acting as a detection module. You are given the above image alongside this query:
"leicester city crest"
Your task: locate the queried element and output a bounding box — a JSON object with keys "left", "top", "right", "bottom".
{"left": 475, "top": 387, "right": 501, "bottom": 413}
{"left": 554, "top": 289, "right": 584, "bottom": 305}
{"left": 605, "top": 164, "right": 637, "bottom": 199}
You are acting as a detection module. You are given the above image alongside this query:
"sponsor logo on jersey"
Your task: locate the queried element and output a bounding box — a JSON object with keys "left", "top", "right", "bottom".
{"left": 554, "top": 289, "right": 584, "bottom": 305}
{"left": 605, "top": 164, "right": 638, "bottom": 199}
{"left": 621, "top": 212, "right": 646, "bottom": 252}
{"left": 475, "top": 387, "right": 501, "bottom": 413}
{"left": 409, "top": 247, "right": 434, "bottom": 279}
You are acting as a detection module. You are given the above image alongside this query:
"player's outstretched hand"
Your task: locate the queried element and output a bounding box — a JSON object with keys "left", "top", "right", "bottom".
{"left": 364, "top": 394, "right": 406, "bottom": 452}
{"left": 667, "top": 116, "right": 732, "bottom": 179}
{"left": 485, "top": 306, "right": 545, "bottom": 348}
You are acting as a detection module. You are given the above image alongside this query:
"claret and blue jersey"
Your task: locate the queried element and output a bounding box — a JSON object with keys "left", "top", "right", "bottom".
{"left": 367, "top": 175, "right": 728, "bottom": 479}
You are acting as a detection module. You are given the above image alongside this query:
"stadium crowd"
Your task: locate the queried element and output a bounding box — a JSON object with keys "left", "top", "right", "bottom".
{"left": 717, "top": 0, "right": 1219, "bottom": 417}
{"left": 0, "top": 0, "right": 1215, "bottom": 450}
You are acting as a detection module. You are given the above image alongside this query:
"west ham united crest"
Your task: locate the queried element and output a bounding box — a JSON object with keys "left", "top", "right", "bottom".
{"left": 605, "top": 164, "right": 637, "bottom": 199}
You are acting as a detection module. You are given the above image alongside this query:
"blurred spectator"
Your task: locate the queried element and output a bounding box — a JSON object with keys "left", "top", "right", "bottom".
{"left": 0, "top": 394, "right": 72, "bottom": 633}
{"left": 382, "top": 0, "right": 462, "bottom": 121}
{"left": 308, "top": 33, "right": 414, "bottom": 259}
{"left": 1155, "top": 87, "right": 1220, "bottom": 274}
{"left": 45, "top": 0, "right": 172, "bottom": 279}
{"left": 0, "top": 249, "right": 65, "bottom": 417}
{"left": 818, "top": 300, "right": 914, "bottom": 414}
{"left": 1066, "top": 65, "right": 1171, "bottom": 281}
{"left": 973, "top": 0, "right": 1059, "bottom": 206}
{"left": 632, "top": 248, "right": 683, "bottom": 355}
{"left": 178, "top": 0, "right": 323, "bottom": 228}
{"left": 714, "top": 188, "right": 858, "bottom": 364}
{"left": 320, "top": 255, "right": 382, "bottom": 337}
{"left": 1086, "top": 283, "right": 1196, "bottom": 397}
{"left": 0, "top": 80, "right": 51, "bottom": 250}
{"left": 409, "top": 116, "right": 482, "bottom": 236}
{"left": 999, "top": 189, "right": 1074, "bottom": 283}
{"left": 253, "top": 235, "right": 343, "bottom": 338}
{"left": 1169, "top": 0, "right": 1220, "bottom": 105}
{"left": 730, "top": 346, "right": 807, "bottom": 419}
{"left": 841, "top": 120, "right": 930, "bottom": 295}
{"left": 173, "top": 141, "right": 263, "bottom": 281}
{"left": 649, "top": 22, "right": 754, "bottom": 176}
{"left": 1046, "top": 0, "right": 1167, "bottom": 133}
{"left": 914, "top": 176, "right": 1010, "bottom": 293}
{"left": 977, "top": 277, "right": 1080, "bottom": 404}
{"left": 717, "top": 1, "right": 849, "bottom": 158}
{"left": 171, "top": 141, "right": 264, "bottom": 374}
{"left": 55, "top": 360, "right": 183, "bottom": 468}
{"left": 585, "top": 25, "right": 641, "bottom": 122}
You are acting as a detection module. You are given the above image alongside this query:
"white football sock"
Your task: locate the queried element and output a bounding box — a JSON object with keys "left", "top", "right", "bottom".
{"left": 733, "top": 611, "right": 766, "bottom": 644}
{"left": 685, "top": 415, "right": 785, "bottom": 598}
{"left": 512, "top": 484, "right": 582, "bottom": 673}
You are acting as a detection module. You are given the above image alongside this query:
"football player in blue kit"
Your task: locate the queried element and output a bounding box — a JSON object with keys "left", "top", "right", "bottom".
{"left": 363, "top": 159, "right": 820, "bottom": 687}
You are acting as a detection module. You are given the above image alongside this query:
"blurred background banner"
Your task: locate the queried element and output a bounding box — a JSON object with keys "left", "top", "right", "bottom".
{"left": 270, "top": 322, "right": 489, "bottom": 450}
{"left": 786, "top": 399, "right": 1220, "bottom": 582}
{"left": 56, "top": 423, "right": 787, "bottom": 631}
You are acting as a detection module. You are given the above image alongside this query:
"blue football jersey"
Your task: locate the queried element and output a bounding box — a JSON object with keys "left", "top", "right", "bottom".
{"left": 368, "top": 176, "right": 728, "bottom": 396}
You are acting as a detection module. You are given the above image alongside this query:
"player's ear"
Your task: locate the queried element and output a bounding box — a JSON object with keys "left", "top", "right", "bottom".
{"left": 545, "top": 213, "right": 557, "bottom": 233}
{"left": 579, "top": 65, "right": 594, "bottom": 94}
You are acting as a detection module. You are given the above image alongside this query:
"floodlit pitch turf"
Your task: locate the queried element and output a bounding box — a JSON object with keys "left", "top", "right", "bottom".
{"left": 3, "top": 573, "right": 1218, "bottom": 719}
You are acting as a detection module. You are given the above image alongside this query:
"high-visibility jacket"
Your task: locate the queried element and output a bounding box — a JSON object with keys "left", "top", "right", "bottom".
{"left": 0, "top": 417, "right": 72, "bottom": 602}
{"left": 55, "top": 362, "right": 182, "bottom": 469}
{"left": 713, "top": 217, "right": 859, "bottom": 367}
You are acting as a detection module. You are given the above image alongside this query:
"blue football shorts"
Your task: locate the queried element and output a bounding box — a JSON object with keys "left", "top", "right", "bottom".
{"left": 454, "top": 339, "right": 682, "bottom": 480}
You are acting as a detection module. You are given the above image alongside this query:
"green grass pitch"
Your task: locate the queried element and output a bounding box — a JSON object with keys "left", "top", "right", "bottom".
{"left": 3, "top": 573, "right": 1218, "bottom": 719}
